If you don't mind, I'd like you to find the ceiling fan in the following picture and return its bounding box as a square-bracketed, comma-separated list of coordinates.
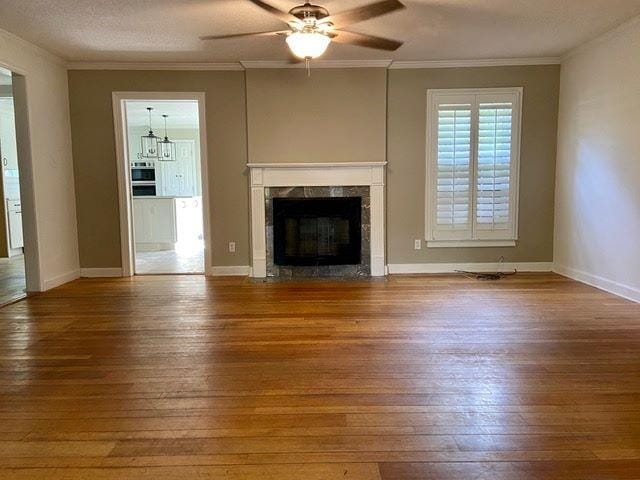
[201, 0, 406, 61]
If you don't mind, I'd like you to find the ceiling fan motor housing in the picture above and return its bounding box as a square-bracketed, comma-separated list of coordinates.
[289, 2, 330, 21]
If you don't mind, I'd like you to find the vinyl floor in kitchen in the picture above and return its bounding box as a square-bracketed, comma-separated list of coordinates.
[0, 254, 26, 305]
[135, 245, 204, 274]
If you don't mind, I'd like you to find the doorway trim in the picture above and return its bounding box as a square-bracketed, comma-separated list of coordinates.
[112, 92, 211, 277]
[0, 60, 42, 293]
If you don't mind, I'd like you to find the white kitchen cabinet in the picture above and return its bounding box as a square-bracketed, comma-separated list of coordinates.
[157, 140, 197, 197]
[0, 98, 19, 173]
[0, 97, 21, 206]
[6, 199, 23, 250]
[133, 198, 177, 249]
[175, 196, 203, 244]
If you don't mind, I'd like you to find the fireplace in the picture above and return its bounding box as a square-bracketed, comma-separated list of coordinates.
[273, 197, 362, 266]
[248, 162, 386, 278]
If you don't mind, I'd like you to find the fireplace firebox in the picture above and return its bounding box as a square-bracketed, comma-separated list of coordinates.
[273, 197, 362, 266]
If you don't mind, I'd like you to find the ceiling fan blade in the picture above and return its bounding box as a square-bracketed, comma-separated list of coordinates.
[247, 0, 300, 24]
[320, 0, 405, 29]
[332, 30, 403, 51]
[200, 30, 288, 40]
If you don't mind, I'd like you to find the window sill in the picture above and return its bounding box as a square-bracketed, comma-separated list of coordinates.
[427, 240, 517, 248]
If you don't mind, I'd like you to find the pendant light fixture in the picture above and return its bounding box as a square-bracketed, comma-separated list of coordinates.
[157, 114, 176, 162]
[140, 107, 159, 159]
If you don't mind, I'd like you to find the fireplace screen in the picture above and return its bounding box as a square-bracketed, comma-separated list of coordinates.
[273, 197, 361, 266]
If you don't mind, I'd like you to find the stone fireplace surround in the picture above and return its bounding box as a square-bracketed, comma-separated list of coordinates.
[266, 186, 370, 278]
[248, 162, 386, 278]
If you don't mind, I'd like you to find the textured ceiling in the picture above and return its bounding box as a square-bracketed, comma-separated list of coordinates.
[0, 0, 639, 62]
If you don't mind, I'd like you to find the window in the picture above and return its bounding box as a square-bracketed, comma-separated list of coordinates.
[425, 88, 522, 247]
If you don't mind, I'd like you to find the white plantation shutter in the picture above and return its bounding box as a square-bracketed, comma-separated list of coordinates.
[434, 103, 472, 239]
[426, 89, 521, 245]
[475, 100, 515, 238]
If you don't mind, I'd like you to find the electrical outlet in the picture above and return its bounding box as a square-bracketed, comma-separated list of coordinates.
[228, 241, 236, 253]
[414, 239, 422, 250]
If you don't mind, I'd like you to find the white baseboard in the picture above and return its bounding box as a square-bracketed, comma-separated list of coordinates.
[43, 269, 81, 291]
[209, 265, 251, 276]
[387, 262, 554, 274]
[553, 264, 640, 304]
[80, 268, 123, 278]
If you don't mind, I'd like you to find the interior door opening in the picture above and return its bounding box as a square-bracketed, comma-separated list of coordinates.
[0, 67, 26, 304]
[123, 100, 205, 275]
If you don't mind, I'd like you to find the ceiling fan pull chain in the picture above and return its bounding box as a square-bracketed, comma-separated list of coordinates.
[306, 57, 311, 77]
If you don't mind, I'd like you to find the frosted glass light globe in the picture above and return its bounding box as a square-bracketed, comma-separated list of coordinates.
[286, 31, 331, 59]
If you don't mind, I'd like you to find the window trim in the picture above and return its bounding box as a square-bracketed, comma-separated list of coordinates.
[425, 87, 523, 248]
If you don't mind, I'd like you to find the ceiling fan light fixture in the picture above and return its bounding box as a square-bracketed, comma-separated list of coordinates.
[200, 1, 406, 59]
[286, 31, 331, 59]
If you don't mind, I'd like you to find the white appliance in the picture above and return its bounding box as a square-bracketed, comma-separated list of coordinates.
[7, 199, 23, 249]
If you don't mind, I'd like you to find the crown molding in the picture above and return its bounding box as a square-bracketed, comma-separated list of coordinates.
[240, 60, 392, 69]
[65, 57, 564, 72]
[389, 57, 561, 69]
[561, 14, 640, 62]
[247, 161, 387, 168]
[68, 60, 392, 71]
[66, 61, 244, 71]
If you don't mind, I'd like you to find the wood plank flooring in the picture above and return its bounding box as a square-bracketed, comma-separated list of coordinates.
[0, 273, 640, 479]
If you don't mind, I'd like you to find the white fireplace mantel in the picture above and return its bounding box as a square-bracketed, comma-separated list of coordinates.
[248, 162, 387, 277]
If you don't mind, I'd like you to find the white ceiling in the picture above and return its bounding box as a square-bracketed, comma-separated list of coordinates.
[125, 101, 199, 129]
[0, 0, 639, 63]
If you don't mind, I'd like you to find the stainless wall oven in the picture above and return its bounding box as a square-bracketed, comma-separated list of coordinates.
[132, 183, 157, 197]
[131, 162, 157, 196]
[131, 168, 155, 183]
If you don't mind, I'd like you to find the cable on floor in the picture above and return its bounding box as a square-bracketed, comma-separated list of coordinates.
[454, 270, 517, 281]
[454, 256, 517, 280]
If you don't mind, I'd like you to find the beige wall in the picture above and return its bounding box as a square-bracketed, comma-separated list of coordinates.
[387, 65, 560, 264]
[555, 19, 640, 301]
[246, 68, 387, 164]
[68, 70, 248, 269]
[68, 65, 560, 272]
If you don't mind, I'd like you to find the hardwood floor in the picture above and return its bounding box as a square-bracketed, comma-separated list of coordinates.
[1, 273, 640, 479]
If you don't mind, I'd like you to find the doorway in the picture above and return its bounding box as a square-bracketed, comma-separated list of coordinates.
[0, 67, 25, 304]
[113, 93, 210, 276]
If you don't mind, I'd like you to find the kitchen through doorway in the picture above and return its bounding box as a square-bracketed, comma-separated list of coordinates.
[124, 100, 205, 274]
[0, 67, 26, 304]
